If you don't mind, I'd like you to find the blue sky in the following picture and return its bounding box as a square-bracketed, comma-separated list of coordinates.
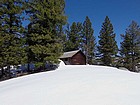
[65, 0, 140, 48]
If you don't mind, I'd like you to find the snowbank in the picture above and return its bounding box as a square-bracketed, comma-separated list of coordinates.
[58, 60, 66, 68]
[0, 65, 140, 105]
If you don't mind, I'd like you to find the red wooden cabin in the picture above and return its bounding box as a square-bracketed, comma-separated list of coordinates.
[60, 50, 86, 65]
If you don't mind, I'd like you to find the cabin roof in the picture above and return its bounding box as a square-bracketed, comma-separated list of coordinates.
[60, 50, 81, 59]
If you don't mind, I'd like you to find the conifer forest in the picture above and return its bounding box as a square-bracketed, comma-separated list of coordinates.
[0, 0, 140, 80]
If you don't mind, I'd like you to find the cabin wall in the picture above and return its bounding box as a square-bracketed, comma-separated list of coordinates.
[71, 52, 86, 65]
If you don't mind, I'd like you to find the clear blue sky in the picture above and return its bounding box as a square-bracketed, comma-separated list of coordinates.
[65, 0, 140, 48]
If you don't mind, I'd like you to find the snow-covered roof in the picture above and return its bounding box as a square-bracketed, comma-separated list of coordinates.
[60, 50, 80, 58]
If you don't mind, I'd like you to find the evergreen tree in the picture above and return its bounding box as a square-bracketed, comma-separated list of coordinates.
[82, 16, 96, 64]
[0, 19, 5, 78]
[27, 0, 67, 69]
[64, 22, 82, 52]
[120, 21, 140, 72]
[98, 16, 118, 66]
[0, 0, 26, 77]
[57, 24, 67, 52]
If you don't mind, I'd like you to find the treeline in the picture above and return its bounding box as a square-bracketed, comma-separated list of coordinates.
[0, 0, 140, 80]
[0, 0, 66, 79]
[65, 16, 140, 72]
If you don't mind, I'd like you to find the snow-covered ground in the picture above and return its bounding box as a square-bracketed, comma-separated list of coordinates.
[0, 62, 140, 105]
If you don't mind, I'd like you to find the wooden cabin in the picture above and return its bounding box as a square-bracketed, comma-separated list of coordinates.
[60, 50, 86, 65]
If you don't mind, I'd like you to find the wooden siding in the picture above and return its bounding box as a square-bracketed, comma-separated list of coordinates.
[60, 50, 86, 65]
[71, 51, 86, 65]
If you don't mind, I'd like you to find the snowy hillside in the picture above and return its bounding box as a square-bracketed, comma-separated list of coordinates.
[0, 63, 140, 105]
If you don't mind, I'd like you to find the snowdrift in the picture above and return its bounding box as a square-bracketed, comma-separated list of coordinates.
[0, 64, 140, 105]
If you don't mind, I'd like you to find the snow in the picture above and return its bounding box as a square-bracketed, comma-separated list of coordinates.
[58, 60, 66, 68]
[0, 63, 140, 105]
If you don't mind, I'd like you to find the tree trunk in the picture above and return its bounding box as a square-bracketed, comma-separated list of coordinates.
[1, 67, 4, 77]
[27, 63, 30, 72]
[7, 65, 11, 78]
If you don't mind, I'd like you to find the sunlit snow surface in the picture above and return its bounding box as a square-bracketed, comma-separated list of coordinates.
[0, 62, 140, 105]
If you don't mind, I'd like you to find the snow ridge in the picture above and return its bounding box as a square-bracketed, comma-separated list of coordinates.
[0, 64, 140, 105]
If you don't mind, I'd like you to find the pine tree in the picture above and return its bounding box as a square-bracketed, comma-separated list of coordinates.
[64, 22, 82, 52]
[56, 24, 66, 52]
[26, 0, 67, 69]
[120, 21, 140, 72]
[82, 16, 96, 64]
[0, 19, 5, 78]
[98, 16, 118, 66]
[0, 0, 26, 77]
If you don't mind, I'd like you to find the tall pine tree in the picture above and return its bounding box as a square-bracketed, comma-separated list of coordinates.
[98, 16, 118, 66]
[26, 0, 67, 68]
[0, 0, 26, 77]
[0, 18, 5, 77]
[64, 22, 82, 52]
[120, 21, 140, 72]
[82, 16, 96, 64]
